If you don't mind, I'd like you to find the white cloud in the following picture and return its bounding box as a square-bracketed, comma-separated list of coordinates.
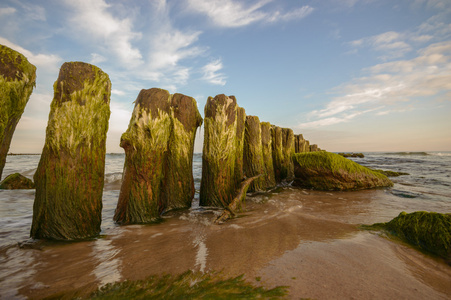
[201, 59, 226, 85]
[64, 0, 142, 68]
[90, 53, 107, 64]
[0, 7, 16, 16]
[350, 31, 412, 60]
[186, 0, 313, 28]
[0, 36, 61, 71]
[300, 41, 451, 129]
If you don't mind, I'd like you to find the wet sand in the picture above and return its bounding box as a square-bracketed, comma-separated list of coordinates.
[1, 187, 450, 299]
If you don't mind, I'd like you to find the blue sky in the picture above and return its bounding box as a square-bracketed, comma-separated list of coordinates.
[1, 0, 450, 153]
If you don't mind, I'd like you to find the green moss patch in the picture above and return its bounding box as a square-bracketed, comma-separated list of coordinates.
[362, 211, 451, 263]
[292, 151, 393, 191]
[88, 271, 288, 299]
[371, 169, 409, 177]
[0, 173, 34, 189]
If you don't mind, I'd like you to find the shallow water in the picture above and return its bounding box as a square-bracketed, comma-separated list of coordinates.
[0, 152, 450, 299]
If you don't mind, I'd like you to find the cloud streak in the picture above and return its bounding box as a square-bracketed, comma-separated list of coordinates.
[186, 0, 313, 28]
[300, 40, 451, 129]
[201, 59, 226, 85]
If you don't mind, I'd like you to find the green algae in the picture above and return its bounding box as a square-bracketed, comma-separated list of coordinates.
[115, 89, 202, 224]
[371, 169, 409, 177]
[0, 44, 36, 179]
[0, 172, 34, 189]
[243, 116, 266, 192]
[200, 95, 240, 207]
[31, 62, 111, 241]
[234, 106, 246, 185]
[362, 211, 451, 263]
[271, 126, 284, 183]
[87, 270, 288, 299]
[261, 122, 276, 189]
[292, 151, 393, 191]
[281, 128, 295, 181]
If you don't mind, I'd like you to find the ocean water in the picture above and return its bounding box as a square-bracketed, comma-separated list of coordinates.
[0, 152, 450, 299]
[1, 151, 450, 249]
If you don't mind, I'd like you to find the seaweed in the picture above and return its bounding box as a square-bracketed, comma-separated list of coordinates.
[362, 211, 451, 263]
[89, 270, 288, 299]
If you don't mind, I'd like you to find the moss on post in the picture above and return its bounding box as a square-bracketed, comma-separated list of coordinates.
[234, 106, 246, 184]
[243, 116, 265, 192]
[0, 45, 36, 180]
[164, 93, 203, 211]
[304, 140, 310, 152]
[271, 125, 284, 183]
[114, 89, 202, 224]
[310, 144, 319, 152]
[281, 128, 295, 181]
[200, 94, 239, 207]
[114, 88, 172, 224]
[31, 62, 111, 240]
[261, 122, 276, 189]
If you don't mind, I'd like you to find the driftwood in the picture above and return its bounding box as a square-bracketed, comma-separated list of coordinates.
[214, 174, 263, 224]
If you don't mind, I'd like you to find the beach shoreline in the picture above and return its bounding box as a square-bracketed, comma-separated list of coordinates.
[1, 187, 450, 299]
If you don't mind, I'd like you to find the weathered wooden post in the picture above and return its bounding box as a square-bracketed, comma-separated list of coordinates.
[261, 122, 276, 188]
[163, 93, 203, 211]
[200, 94, 240, 207]
[271, 125, 284, 183]
[310, 144, 319, 152]
[305, 140, 310, 152]
[0, 45, 36, 179]
[114, 88, 171, 224]
[234, 106, 246, 184]
[282, 128, 295, 181]
[243, 116, 265, 192]
[31, 62, 111, 240]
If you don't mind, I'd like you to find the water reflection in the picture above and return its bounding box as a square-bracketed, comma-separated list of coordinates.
[92, 238, 122, 286]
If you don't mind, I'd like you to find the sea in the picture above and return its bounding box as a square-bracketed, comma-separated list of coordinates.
[0, 151, 450, 299]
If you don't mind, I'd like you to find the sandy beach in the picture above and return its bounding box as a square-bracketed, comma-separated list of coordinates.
[1, 187, 450, 299]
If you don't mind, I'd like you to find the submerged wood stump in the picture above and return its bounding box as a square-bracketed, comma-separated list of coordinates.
[261, 122, 276, 188]
[0, 45, 36, 180]
[31, 62, 111, 240]
[243, 116, 265, 192]
[114, 88, 202, 224]
[200, 94, 241, 207]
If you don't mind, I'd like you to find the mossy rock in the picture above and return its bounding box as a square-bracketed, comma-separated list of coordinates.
[363, 211, 451, 263]
[0, 44, 36, 179]
[371, 169, 409, 177]
[292, 151, 393, 191]
[86, 270, 288, 299]
[0, 173, 34, 189]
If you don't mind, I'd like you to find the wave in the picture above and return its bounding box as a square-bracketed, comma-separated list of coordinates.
[383, 152, 430, 156]
[104, 172, 123, 185]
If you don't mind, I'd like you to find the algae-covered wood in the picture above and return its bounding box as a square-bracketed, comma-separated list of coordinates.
[200, 94, 240, 207]
[261, 122, 276, 188]
[164, 93, 203, 211]
[0, 44, 36, 180]
[281, 128, 295, 181]
[243, 116, 265, 192]
[271, 125, 284, 183]
[31, 62, 111, 240]
[234, 106, 246, 185]
[115, 89, 202, 224]
[115, 88, 172, 224]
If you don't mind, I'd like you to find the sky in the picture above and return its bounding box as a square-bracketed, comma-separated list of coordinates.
[1, 0, 450, 153]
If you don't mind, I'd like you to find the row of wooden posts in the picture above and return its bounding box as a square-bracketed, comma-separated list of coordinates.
[1, 46, 321, 241]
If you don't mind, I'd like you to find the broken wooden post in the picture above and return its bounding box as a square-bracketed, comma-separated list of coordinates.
[243, 116, 266, 192]
[261, 122, 276, 189]
[31, 62, 111, 240]
[0, 45, 36, 179]
[200, 94, 241, 207]
[234, 106, 246, 185]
